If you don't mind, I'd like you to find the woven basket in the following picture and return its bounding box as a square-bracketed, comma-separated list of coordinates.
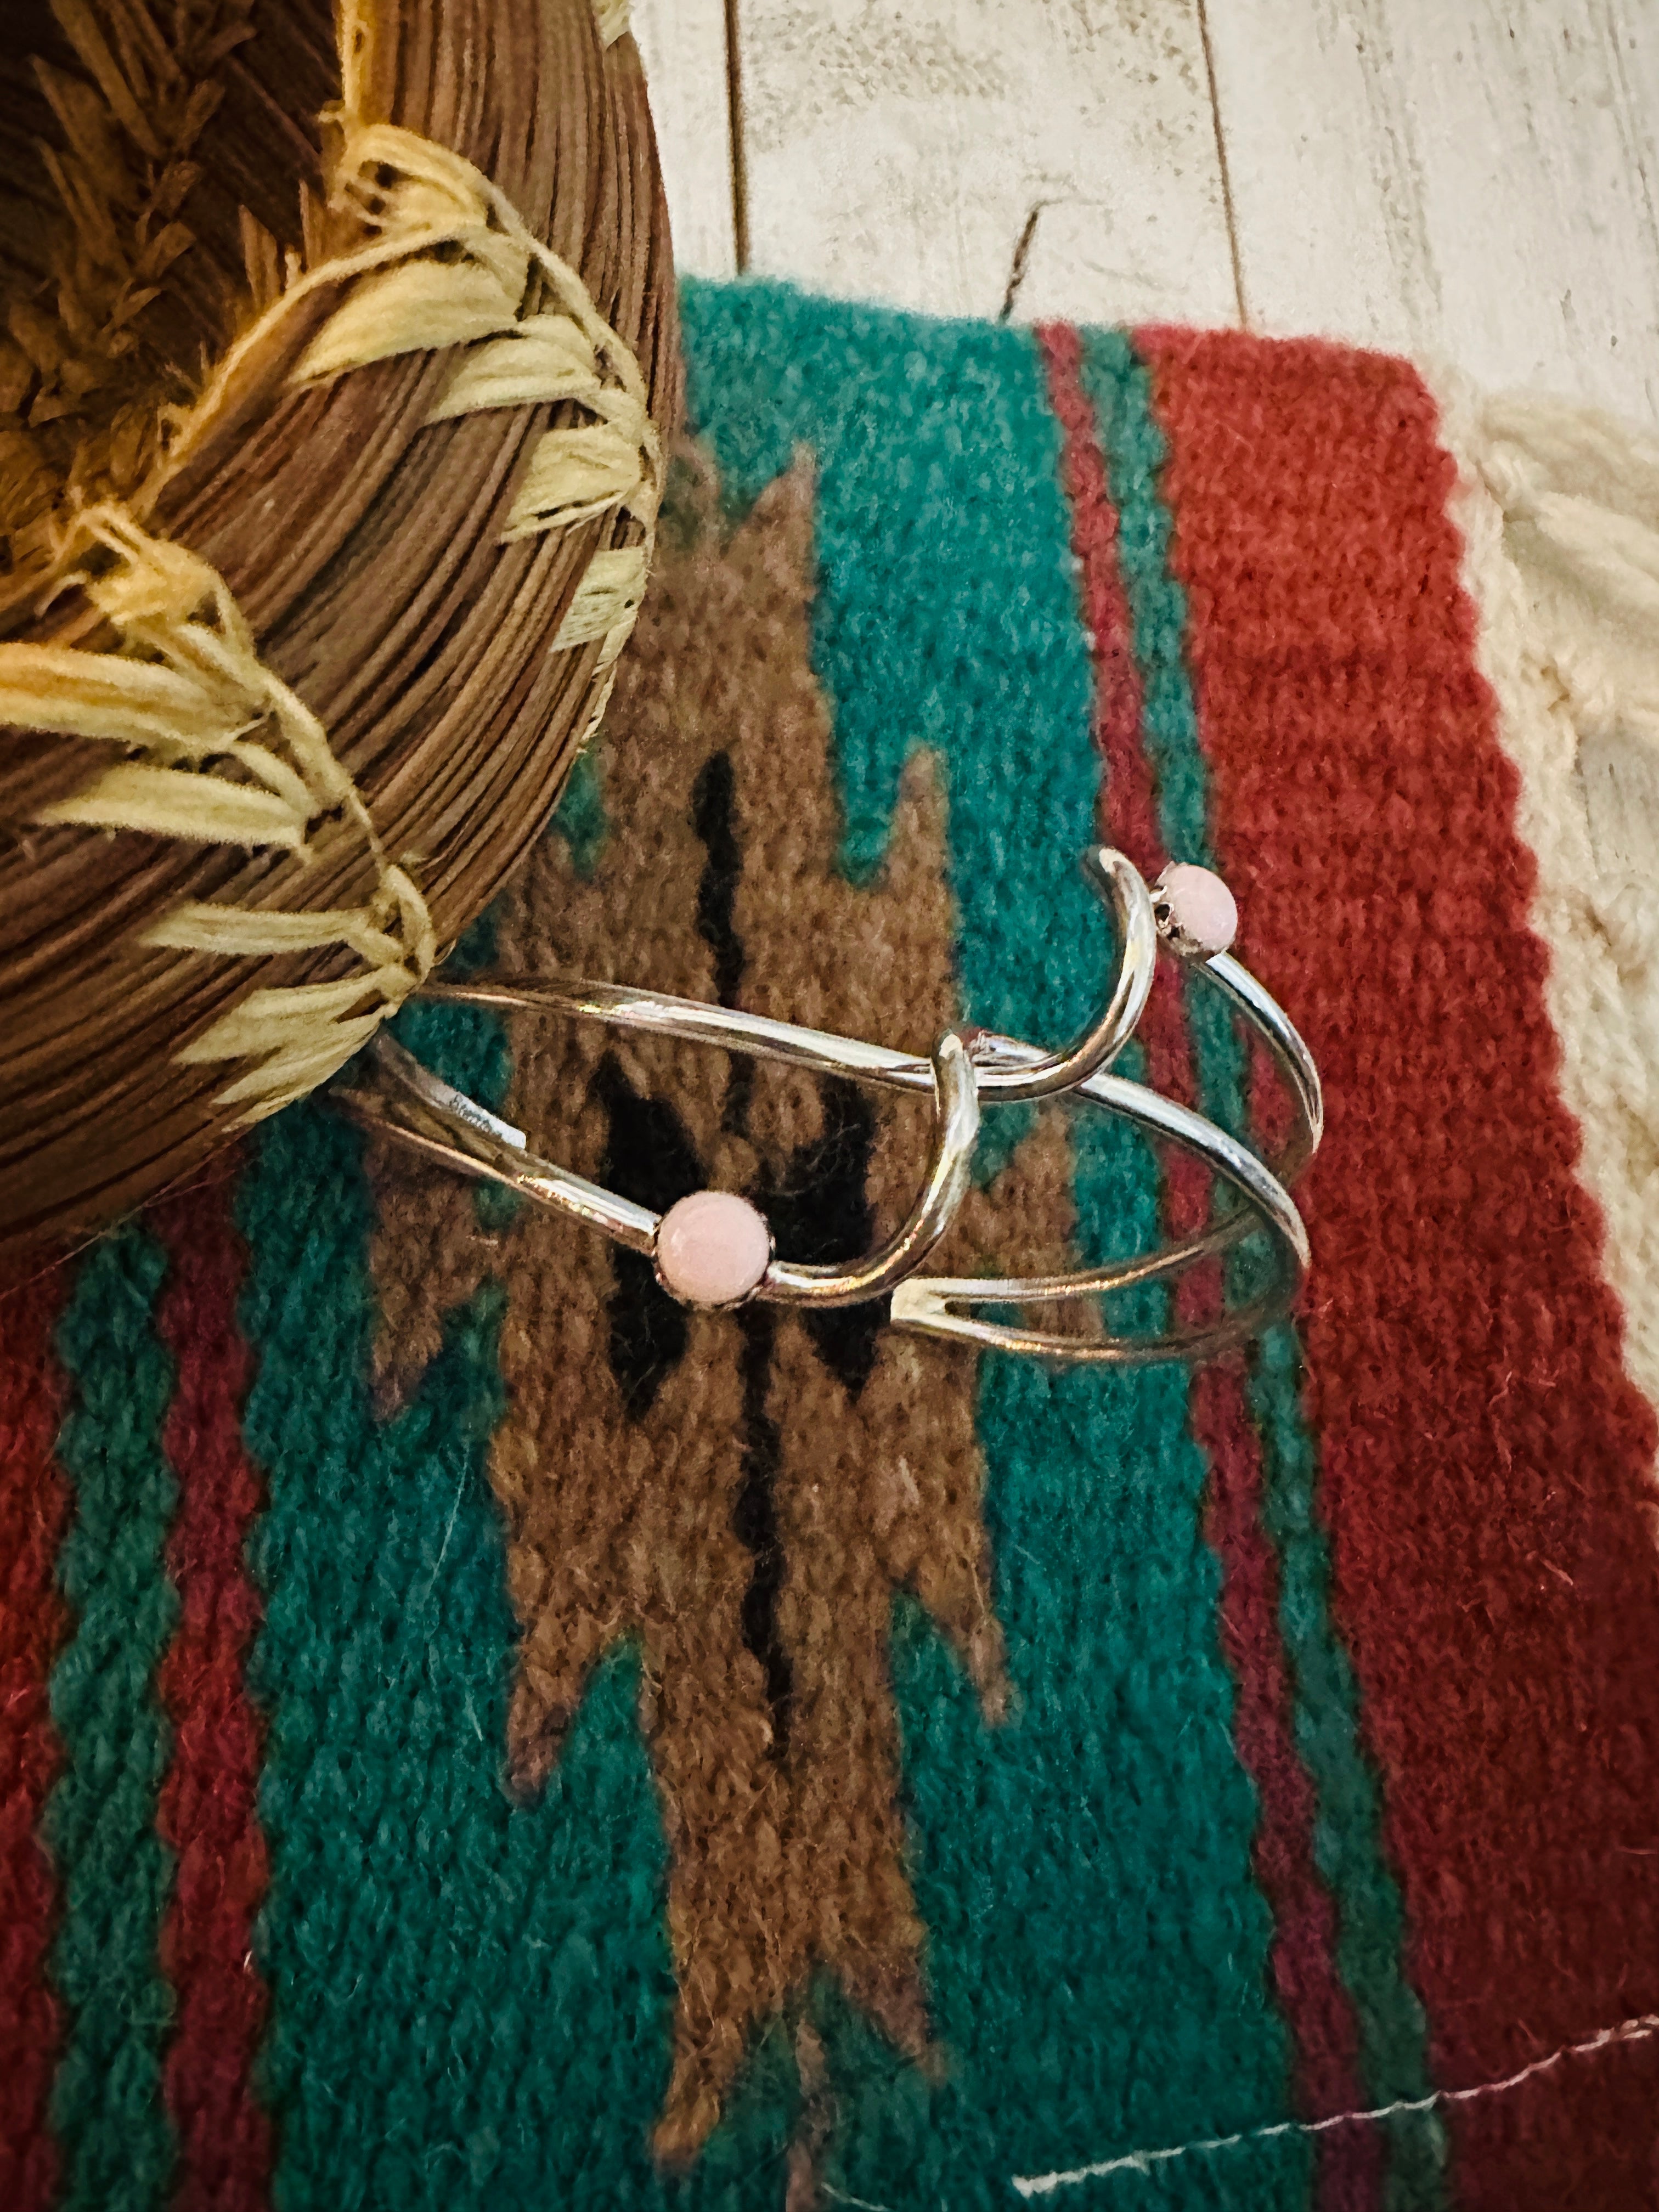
[0, 0, 679, 1261]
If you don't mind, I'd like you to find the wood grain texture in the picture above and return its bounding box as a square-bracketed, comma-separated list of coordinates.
[735, 0, 1238, 326]
[632, 0, 740, 276]
[1206, 0, 1659, 425]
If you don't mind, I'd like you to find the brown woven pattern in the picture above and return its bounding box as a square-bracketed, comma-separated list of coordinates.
[0, 0, 679, 1256]
[365, 453, 1080, 2158]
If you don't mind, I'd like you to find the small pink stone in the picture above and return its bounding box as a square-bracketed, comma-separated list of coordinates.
[1159, 862, 1238, 956]
[656, 1190, 772, 1308]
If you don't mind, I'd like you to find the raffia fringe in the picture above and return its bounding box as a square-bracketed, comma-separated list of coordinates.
[1, 0, 661, 1126]
[591, 0, 633, 47]
[1434, 374, 1659, 1436]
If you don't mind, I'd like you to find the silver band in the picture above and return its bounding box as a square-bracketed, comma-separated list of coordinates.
[362, 1025, 982, 1311]
[340, 847, 1322, 1364]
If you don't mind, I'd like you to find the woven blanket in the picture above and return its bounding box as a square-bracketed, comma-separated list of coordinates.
[4, 282, 1658, 2212]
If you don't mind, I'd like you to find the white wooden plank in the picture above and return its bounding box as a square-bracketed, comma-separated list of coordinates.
[1204, 0, 1659, 426]
[629, 0, 738, 279]
[735, 0, 1239, 328]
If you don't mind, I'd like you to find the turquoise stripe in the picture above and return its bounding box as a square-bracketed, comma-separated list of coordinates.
[679, 281, 1107, 1192]
[47, 1227, 178, 2212]
[1251, 1327, 1446, 2200]
[683, 278, 1305, 2208]
[1083, 326, 1444, 2203]
[1076, 331, 1213, 871]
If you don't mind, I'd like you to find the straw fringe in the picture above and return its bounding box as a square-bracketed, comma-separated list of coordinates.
[4, 505, 435, 1119]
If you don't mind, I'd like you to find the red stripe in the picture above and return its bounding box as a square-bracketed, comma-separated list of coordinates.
[1139, 324, 1659, 2210]
[0, 1262, 74, 2212]
[1039, 321, 1378, 2209]
[151, 1170, 273, 2212]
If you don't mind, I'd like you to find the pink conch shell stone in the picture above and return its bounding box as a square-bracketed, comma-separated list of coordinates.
[655, 1190, 772, 1307]
[1158, 863, 1238, 957]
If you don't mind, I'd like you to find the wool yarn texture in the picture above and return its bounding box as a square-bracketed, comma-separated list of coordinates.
[2, 279, 1657, 2212]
